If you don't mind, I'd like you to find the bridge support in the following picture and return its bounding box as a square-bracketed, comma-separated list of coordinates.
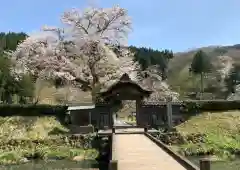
[112, 127, 115, 133]
[109, 160, 118, 170]
[144, 127, 148, 132]
[200, 158, 211, 170]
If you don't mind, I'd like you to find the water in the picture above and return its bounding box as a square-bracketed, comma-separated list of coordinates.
[188, 156, 240, 170]
[0, 160, 108, 170]
[1, 157, 239, 170]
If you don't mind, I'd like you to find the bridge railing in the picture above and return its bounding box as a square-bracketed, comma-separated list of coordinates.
[145, 133, 200, 170]
[109, 133, 118, 170]
[146, 133, 217, 170]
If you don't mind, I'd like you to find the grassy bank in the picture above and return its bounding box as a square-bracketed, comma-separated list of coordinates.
[173, 111, 240, 159]
[0, 116, 98, 165]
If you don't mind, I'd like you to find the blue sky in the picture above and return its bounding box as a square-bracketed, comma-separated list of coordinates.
[1, 0, 240, 52]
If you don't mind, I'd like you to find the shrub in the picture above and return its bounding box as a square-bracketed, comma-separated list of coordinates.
[0, 104, 68, 117]
[181, 100, 240, 113]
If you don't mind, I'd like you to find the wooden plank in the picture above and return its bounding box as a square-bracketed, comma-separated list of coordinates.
[114, 134, 187, 170]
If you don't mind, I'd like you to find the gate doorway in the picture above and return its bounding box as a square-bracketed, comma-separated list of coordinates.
[97, 73, 152, 128]
[114, 100, 137, 127]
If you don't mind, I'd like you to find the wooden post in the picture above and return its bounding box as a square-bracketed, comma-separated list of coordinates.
[109, 160, 118, 170]
[95, 127, 98, 133]
[144, 127, 148, 132]
[167, 102, 173, 129]
[200, 158, 211, 170]
[136, 100, 140, 127]
[89, 111, 92, 125]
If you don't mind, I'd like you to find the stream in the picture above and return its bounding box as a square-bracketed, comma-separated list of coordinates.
[188, 156, 240, 170]
[0, 160, 108, 170]
[0, 157, 239, 170]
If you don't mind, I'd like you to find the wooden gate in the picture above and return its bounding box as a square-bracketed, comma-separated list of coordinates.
[94, 103, 113, 129]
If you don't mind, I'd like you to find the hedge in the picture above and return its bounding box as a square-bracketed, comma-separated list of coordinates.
[0, 104, 68, 117]
[181, 100, 240, 113]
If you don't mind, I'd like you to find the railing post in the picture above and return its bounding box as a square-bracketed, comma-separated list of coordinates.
[109, 160, 118, 170]
[112, 127, 115, 133]
[167, 102, 173, 130]
[200, 158, 211, 170]
[109, 133, 117, 170]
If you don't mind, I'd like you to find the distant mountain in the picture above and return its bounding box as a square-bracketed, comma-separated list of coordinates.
[167, 44, 240, 99]
[169, 44, 240, 77]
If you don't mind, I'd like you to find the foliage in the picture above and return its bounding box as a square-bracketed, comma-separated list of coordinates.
[175, 111, 240, 159]
[168, 45, 240, 99]
[5, 4, 180, 102]
[181, 101, 201, 113]
[0, 116, 98, 165]
[0, 55, 18, 103]
[0, 34, 35, 104]
[16, 74, 35, 104]
[225, 63, 240, 93]
[0, 32, 27, 51]
[0, 104, 67, 117]
[181, 100, 240, 113]
[190, 50, 212, 74]
[130, 46, 174, 79]
[7, 7, 240, 101]
[190, 50, 212, 96]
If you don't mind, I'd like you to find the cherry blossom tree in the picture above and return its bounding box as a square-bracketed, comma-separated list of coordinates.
[139, 65, 179, 101]
[9, 4, 179, 102]
[10, 5, 137, 92]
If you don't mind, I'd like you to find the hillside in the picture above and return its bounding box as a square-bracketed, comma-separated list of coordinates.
[169, 44, 240, 78]
[167, 44, 240, 99]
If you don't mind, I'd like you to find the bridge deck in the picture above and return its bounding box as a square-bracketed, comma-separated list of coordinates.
[113, 134, 187, 170]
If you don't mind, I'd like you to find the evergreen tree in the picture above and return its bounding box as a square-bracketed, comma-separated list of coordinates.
[0, 54, 17, 103]
[0, 33, 34, 104]
[0, 32, 27, 51]
[129, 46, 174, 79]
[190, 50, 212, 99]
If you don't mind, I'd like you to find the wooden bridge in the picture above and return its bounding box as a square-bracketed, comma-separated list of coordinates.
[106, 128, 210, 170]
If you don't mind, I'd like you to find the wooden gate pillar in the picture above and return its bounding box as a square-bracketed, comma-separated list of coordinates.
[167, 102, 173, 129]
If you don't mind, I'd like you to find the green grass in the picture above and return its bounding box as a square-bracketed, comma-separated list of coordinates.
[176, 111, 240, 135]
[174, 111, 240, 159]
[0, 116, 98, 165]
[0, 116, 69, 140]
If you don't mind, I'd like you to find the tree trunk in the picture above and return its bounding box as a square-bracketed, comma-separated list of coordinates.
[200, 72, 204, 100]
